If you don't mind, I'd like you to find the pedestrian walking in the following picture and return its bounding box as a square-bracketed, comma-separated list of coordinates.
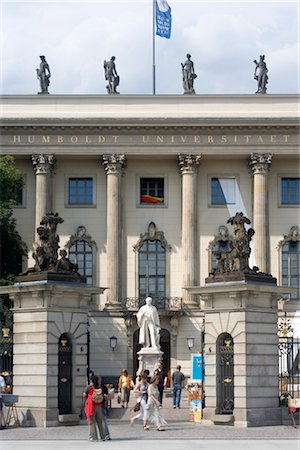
[154, 361, 167, 406]
[83, 375, 111, 441]
[0, 374, 6, 429]
[130, 373, 149, 427]
[118, 368, 133, 408]
[144, 375, 167, 431]
[172, 365, 185, 408]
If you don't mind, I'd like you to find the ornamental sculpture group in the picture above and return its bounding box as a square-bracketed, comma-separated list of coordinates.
[20, 212, 81, 279]
[207, 211, 275, 284]
[36, 54, 268, 95]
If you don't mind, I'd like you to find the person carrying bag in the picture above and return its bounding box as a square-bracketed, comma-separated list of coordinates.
[83, 375, 111, 442]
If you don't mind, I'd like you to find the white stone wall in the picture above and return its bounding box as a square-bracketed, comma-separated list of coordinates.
[88, 315, 128, 378]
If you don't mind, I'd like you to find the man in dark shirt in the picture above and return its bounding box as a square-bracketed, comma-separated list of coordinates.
[172, 365, 185, 408]
[154, 361, 167, 406]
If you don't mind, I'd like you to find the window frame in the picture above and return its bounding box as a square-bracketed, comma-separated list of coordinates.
[65, 174, 96, 208]
[137, 175, 168, 208]
[278, 175, 300, 207]
[138, 239, 166, 300]
[69, 240, 94, 286]
[13, 173, 26, 209]
[208, 175, 238, 208]
[281, 241, 300, 301]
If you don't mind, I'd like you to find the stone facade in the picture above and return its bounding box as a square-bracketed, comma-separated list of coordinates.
[0, 94, 299, 425]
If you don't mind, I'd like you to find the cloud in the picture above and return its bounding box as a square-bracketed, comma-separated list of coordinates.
[1, 1, 298, 94]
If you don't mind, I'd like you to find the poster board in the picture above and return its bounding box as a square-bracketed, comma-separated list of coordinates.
[191, 354, 203, 383]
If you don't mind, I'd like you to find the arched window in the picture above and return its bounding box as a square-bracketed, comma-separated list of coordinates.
[134, 222, 171, 302]
[278, 226, 300, 301]
[65, 226, 97, 286]
[69, 241, 93, 285]
[139, 239, 166, 299]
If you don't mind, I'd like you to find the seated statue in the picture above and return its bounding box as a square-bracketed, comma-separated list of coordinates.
[56, 249, 80, 275]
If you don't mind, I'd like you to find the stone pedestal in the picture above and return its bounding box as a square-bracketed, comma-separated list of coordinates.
[137, 347, 163, 378]
[0, 277, 105, 427]
[188, 281, 292, 427]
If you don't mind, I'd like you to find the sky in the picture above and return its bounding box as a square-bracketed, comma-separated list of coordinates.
[0, 0, 299, 95]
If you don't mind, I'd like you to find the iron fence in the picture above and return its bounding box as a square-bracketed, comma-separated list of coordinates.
[122, 297, 183, 311]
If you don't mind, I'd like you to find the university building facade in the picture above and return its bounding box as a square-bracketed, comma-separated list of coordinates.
[1, 94, 299, 390]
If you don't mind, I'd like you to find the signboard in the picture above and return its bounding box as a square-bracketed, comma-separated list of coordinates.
[190, 399, 202, 423]
[191, 354, 203, 383]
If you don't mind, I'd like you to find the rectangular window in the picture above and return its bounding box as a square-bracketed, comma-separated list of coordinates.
[13, 175, 26, 208]
[68, 178, 93, 205]
[211, 177, 236, 205]
[281, 178, 300, 205]
[282, 242, 300, 300]
[140, 178, 164, 205]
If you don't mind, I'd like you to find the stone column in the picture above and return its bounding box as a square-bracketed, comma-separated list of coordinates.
[249, 153, 272, 273]
[102, 154, 126, 306]
[178, 154, 201, 306]
[32, 154, 56, 238]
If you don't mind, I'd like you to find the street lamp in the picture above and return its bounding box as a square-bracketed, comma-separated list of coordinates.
[187, 337, 194, 351]
[109, 335, 118, 351]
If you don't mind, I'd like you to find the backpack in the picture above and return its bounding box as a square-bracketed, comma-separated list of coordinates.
[92, 387, 104, 403]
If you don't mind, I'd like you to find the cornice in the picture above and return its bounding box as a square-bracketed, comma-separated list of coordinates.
[1, 119, 299, 129]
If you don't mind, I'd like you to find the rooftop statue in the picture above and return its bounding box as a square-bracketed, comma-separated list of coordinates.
[36, 55, 51, 94]
[104, 56, 120, 94]
[181, 53, 197, 94]
[253, 55, 268, 94]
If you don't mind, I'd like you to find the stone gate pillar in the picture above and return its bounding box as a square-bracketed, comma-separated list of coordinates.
[188, 281, 291, 427]
[1, 279, 104, 427]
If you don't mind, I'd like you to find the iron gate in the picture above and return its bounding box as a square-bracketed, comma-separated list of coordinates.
[278, 314, 300, 406]
[58, 333, 72, 414]
[216, 333, 234, 414]
[0, 297, 13, 384]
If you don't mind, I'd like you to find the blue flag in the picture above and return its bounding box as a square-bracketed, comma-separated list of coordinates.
[156, 0, 172, 39]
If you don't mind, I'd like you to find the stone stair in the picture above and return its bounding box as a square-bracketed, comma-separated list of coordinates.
[107, 388, 190, 422]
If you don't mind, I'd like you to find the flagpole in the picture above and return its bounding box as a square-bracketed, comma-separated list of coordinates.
[152, 0, 156, 95]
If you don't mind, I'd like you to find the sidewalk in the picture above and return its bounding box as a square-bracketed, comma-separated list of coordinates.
[0, 391, 298, 450]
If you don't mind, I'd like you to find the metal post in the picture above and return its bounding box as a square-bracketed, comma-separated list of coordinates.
[152, 0, 156, 95]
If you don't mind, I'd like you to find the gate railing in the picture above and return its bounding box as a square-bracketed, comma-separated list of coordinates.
[278, 314, 300, 406]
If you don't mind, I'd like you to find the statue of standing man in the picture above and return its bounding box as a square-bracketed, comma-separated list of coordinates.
[253, 55, 268, 94]
[136, 297, 161, 349]
[104, 56, 120, 94]
[181, 53, 197, 94]
[36, 55, 51, 94]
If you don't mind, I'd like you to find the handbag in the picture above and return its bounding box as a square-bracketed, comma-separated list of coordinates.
[117, 393, 122, 404]
[133, 401, 141, 412]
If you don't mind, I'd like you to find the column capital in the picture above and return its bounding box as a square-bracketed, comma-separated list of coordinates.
[178, 153, 201, 175]
[249, 153, 272, 174]
[102, 154, 126, 175]
[31, 154, 56, 175]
